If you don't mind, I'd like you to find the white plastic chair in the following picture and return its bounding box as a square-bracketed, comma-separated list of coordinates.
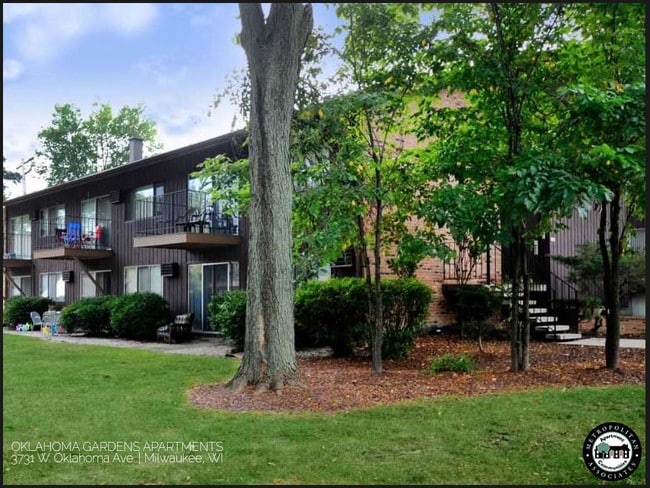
[30, 311, 43, 332]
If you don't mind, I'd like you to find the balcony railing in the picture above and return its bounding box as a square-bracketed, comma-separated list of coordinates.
[442, 241, 500, 284]
[35, 216, 112, 251]
[134, 189, 239, 237]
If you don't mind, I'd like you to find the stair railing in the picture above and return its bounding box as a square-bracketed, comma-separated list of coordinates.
[549, 271, 580, 334]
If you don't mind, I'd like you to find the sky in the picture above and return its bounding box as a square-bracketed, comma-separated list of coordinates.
[3, 3, 343, 199]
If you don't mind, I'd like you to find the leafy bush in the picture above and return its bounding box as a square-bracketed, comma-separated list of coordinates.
[294, 278, 368, 356]
[109, 293, 170, 340]
[380, 278, 433, 359]
[454, 285, 502, 325]
[429, 354, 474, 373]
[60, 296, 116, 336]
[3, 296, 53, 327]
[208, 291, 247, 351]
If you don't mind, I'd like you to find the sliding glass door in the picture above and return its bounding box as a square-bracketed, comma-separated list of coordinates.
[188, 262, 239, 332]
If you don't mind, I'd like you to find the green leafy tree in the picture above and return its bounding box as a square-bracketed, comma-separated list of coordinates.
[330, 2, 436, 373]
[557, 3, 645, 369]
[35, 102, 162, 185]
[415, 3, 605, 371]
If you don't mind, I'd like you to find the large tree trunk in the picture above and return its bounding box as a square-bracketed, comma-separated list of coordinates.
[228, 3, 313, 391]
[599, 190, 623, 370]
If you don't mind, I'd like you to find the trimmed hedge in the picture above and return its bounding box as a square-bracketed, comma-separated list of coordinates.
[3, 296, 54, 327]
[205, 278, 433, 359]
[60, 296, 116, 336]
[109, 293, 171, 340]
[380, 278, 432, 359]
[294, 277, 368, 356]
[208, 291, 247, 351]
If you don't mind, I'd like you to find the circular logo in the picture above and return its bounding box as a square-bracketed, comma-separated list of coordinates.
[582, 422, 642, 481]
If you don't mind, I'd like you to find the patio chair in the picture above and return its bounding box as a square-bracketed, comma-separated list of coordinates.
[156, 313, 195, 344]
[30, 311, 43, 332]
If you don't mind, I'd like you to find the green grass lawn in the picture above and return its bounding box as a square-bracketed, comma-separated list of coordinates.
[3, 334, 645, 485]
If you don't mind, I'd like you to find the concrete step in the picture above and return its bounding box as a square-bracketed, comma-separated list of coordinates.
[545, 332, 582, 341]
[502, 300, 539, 306]
[502, 283, 547, 292]
[535, 324, 570, 333]
[529, 308, 548, 315]
[533, 316, 558, 323]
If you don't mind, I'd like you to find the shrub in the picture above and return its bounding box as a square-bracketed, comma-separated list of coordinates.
[3, 296, 53, 327]
[294, 278, 368, 356]
[109, 293, 170, 341]
[208, 291, 247, 351]
[446, 285, 502, 345]
[429, 353, 474, 373]
[380, 278, 433, 359]
[60, 296, 116, 336]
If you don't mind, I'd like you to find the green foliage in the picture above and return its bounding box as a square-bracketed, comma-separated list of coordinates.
[36, 102, 162, 185]
[452, 285, 502, 325]
[294, 277, 432, 359]
[208, 291, 247, 352]
[3, 296, 53, 327]
[380, 278, 432, 359]
[109, 293, 170, 341]
[60, 296, 116, 336]
[294, 278, 368, 356]
[553, 243, 646, 299]
[429, 353, 475, 374]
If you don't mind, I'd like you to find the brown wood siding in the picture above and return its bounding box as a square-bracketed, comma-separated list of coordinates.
[4, 132, 249, 315]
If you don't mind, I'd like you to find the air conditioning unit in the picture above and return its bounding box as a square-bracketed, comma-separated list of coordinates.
[62, 270, 74, 282]
[161, 262, 178, 278]
[108, 190, 122, 204]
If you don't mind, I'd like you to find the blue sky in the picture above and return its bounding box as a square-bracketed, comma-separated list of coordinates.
[3, 3, 343, 199]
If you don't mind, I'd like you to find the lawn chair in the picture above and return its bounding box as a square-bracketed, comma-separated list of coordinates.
[156, 313, 195, 344]
[30, 311, 43, 332]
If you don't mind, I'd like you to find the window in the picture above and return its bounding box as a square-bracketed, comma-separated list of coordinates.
[127, 183, 164, 221]
[40, 205, 65, 237]
[8, 275, 32, 298]
[40, 272, 64, 302]
[81, 270, 112, 298]
[124, 265, 162, 295]
[7, 214, 31, 258]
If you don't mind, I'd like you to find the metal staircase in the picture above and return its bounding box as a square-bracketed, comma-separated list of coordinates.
[503, 279, 581, 341]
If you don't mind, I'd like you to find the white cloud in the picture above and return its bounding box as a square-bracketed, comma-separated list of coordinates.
[101, 4, 158, 33]
[4, 3, 158, 62]
[2, 3, 40, 23]
[3, 58, 25, 82]
[169, 4, 234, 27]
[135, 56, 189, 88]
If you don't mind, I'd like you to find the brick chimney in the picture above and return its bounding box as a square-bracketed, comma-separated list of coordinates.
[128, 137, 143, 162]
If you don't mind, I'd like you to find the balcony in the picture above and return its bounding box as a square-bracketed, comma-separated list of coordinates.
[33, 216, 114, 261]
[133, 190, 241, 249]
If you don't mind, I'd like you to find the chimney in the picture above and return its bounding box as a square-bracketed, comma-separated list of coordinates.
[128, 137, 143, 163]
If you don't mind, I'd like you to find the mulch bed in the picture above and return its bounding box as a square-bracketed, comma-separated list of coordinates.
[189, 334, 646, 413]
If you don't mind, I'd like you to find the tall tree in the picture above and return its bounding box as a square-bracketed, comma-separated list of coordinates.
[558, 4, 645, 370]
[416, 3, 602, 371]
[35, 102, 161, 185]
[332, 3, 431, 373]
[228, 3, 313, 391]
